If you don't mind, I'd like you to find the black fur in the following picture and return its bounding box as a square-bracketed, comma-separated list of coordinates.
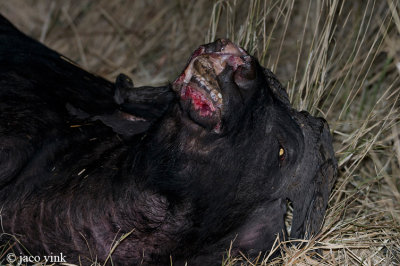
[0, 15, 337, 265]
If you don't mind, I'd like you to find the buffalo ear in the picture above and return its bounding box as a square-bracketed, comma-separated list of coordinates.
[114, 73, 175, 121]
[67, 73, 175, 137]
[95, 74, 175, 137]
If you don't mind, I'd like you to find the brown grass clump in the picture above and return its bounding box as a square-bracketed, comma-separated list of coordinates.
[1, 0, 399, 265]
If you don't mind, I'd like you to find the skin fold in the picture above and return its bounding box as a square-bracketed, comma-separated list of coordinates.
[0, 15, 337, 265]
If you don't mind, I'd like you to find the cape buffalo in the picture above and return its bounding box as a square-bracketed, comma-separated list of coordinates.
[0, 15, 337, 265]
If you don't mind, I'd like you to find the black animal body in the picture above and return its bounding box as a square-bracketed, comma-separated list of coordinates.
[0, 15, 337, 265]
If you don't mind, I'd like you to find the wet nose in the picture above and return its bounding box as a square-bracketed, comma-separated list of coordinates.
[206, 40, 259, 95]
[234, 57, 258, 92]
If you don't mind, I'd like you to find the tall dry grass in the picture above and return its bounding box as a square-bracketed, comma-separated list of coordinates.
[0, 0, 399, 265]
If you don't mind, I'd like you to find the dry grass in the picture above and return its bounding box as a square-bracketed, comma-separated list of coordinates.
[1, 0, 399, 265]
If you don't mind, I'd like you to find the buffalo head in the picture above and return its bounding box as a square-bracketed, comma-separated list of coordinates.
[142, 39, 337, 261]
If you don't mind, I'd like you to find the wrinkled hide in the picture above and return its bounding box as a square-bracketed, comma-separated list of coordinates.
[0, 15, 337, 265]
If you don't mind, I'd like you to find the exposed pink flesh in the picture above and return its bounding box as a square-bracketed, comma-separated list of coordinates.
[181, 85, 215, 117]
[173, 41, 248, 122]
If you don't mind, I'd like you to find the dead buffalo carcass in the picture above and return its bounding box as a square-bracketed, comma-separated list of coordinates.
[0, 15, 337, 265]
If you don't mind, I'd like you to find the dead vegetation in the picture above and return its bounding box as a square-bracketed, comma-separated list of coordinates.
[0, 0, 399, 265]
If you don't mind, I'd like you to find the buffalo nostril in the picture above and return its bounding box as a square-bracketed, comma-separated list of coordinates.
[234, 59, 257, 90]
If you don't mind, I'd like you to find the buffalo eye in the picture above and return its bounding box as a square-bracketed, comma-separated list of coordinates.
[279, 146, 285, 162]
